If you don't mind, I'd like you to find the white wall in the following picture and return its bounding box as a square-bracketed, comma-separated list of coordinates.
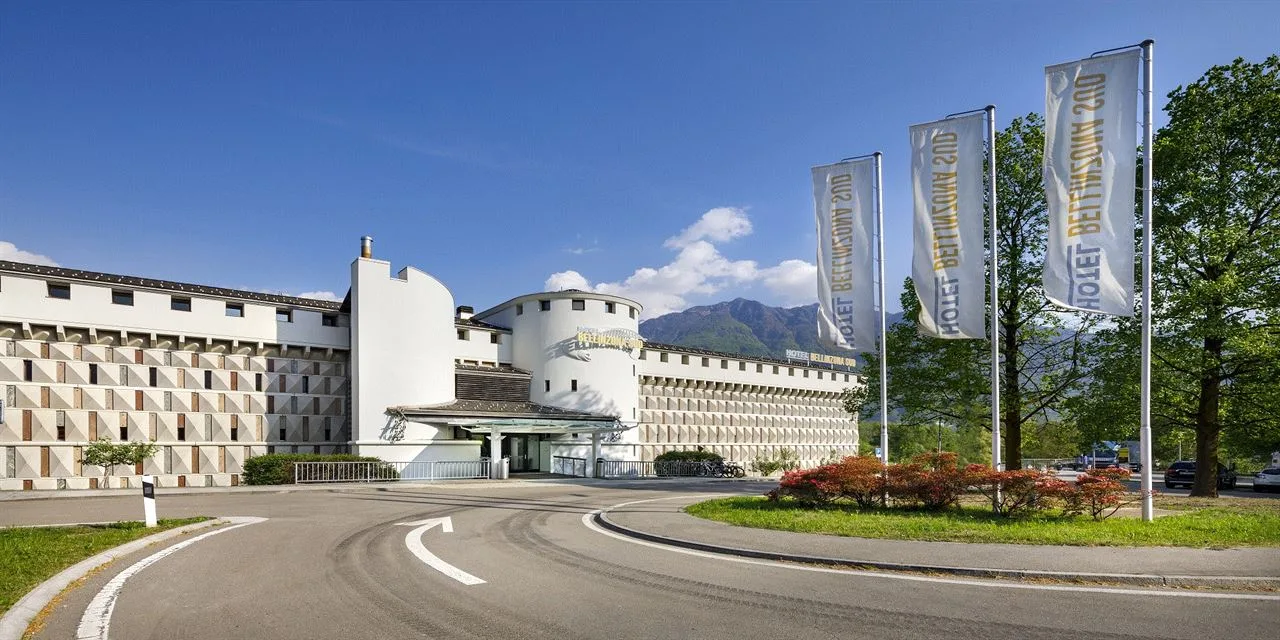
[452, 325, 511, 364]
[350, 259, 455, 448]
[637, 348, 858, 394]
[0, 273, 348, 349]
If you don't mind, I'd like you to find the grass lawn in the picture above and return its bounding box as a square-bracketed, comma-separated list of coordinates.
[0, 518, 210, 615]
[685, 496, 1280, 547]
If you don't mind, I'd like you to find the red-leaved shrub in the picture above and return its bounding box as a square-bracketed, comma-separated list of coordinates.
[767, 455, 886, 507]
[968, 467, 1057, 517]
[885, 452, 970, 510]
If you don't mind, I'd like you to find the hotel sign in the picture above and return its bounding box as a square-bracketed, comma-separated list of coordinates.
[568, 327, 644, 361]
[785, 349, 857, 368]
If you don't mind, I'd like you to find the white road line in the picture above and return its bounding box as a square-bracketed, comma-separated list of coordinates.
[582, 496, 1280, 602]
[400, 517, 485, 586]
[75, 516, 267, 640]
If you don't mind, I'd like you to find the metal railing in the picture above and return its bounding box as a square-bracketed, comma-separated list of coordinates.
[596, 460, 745, 479]
[551, 456, 588, 478]
[293, 459, 491, 484]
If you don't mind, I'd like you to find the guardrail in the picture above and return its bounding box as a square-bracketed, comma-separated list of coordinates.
[596, 460, 745, 479]
[552, 456, 588, 478]
[293, 459, 491, 484]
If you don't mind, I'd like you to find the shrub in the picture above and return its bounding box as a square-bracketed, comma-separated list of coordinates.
[654, 450, 723, 476]
[885, 452, 970, 510]
[826, 455, 885, 507]
[242, 454, 395, 485]
[1036, 467, 1137, 520]
[769, 466, 838, 506]
[750, 448, 801, 476]
[968, 467, 1057, 517]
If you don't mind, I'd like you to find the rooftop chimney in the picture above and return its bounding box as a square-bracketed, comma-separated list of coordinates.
[456, 305, 474, 320]
[360, 236, 373, 259]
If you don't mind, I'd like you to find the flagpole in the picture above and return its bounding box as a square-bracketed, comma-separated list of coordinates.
[1140, 39, 1155, 522]
[874, 151, 888, 466]
[986, 105, 1002, 483]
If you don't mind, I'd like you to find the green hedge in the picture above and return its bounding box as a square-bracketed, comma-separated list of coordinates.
[654, 450, 724, 463]
[242, 454, 395, 485]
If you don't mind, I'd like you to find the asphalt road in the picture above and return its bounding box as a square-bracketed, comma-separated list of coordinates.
[7, 482, 1278, 640]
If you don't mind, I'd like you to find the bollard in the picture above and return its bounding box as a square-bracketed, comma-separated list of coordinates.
[141, 475, 157, 527]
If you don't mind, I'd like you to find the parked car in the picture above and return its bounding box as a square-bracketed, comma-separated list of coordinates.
[1252, 467, 1280, 493]
[1163, 460, 1237, 490]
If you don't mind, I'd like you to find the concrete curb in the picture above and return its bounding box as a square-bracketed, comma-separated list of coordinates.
[593, 510, 1280, 590]
[0, 518, 225, 640]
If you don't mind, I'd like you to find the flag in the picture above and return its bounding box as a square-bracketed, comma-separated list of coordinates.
[910, 113, 986, 338]
[1043, 50, 1140, 316]
[813, 158, 877, 352]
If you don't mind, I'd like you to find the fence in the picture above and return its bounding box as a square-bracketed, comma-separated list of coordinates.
[293, 459, 491, 484]
[551, 456, 588, 478]
[596, 459, 744, 479]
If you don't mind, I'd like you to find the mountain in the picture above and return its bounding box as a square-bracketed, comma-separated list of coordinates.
[639, 298, 904, 360]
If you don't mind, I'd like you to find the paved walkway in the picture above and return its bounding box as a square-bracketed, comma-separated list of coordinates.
[599, 494, 1280, 581]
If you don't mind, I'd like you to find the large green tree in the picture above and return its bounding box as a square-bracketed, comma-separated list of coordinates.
[1149, 55, 1280, 496]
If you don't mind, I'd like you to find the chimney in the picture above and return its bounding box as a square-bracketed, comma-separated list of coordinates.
[456, 305, 474, 320]
[360, 236, 373, 259]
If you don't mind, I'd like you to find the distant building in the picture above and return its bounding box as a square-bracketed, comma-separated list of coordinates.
[0, 238, 860, 490]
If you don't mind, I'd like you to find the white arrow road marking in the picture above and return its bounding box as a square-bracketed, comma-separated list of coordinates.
[76, 516, 267, 640]
[398, 517, 485, 586]
[584, 496, 1280, 602]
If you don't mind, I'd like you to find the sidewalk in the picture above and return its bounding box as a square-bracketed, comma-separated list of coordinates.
[597, 495, 1280, 588]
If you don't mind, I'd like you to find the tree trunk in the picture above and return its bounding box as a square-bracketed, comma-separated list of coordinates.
[1190, 336, 1224, 497]
[1002, 318, 1022, 470]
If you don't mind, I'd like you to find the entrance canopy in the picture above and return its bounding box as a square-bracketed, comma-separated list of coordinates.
[389, 398, 630, 436]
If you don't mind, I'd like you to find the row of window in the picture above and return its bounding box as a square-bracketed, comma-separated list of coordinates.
[21, 359, 270, 391]
[640, 350, 852, 382]
[457, 330, 501, 343]
[16, 411, 336, 443]
[44, 282, 339, 326]
[514, 298, 638, 318]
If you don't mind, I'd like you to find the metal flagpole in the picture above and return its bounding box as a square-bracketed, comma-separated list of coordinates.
[874, 151, 889, 466]
[1140, 39, 1155, 522]
[986, 105, 1001, 478]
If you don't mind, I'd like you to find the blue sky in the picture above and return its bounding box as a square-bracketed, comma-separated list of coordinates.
[2, 2, 1276, 318]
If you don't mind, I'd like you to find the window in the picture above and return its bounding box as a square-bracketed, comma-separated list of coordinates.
[659, 352, 668, 363]
[171, 296, 191, 312]
[226, 303, 244, 317]
[177, 425, 186, 441]
[490, 333, 500, 344]
[701, 357, 709, 367]
[89, 363, 98, 385]
[255, 373, 263, 392]
[322, 314, 338, 327]
[279, 427, 287, 441]
[231, 426, 238, 441]
[721, 359, 729, 369]
[457, 329, 469, 341]
[816, 371, 823, 380]
[539, 300, 551, 311]
[605, 301, 616, 314]
[844, 374, 850, 382]
[788, 368, 795, 376]
[149, 367, 158, 387]
[772, 365, 779, 374]
[302, 377, 310, 394]
[516, 303, 524, 315]
[681, 355, 689, 365]
[276, 308, 292, 323]
[571, 299, 585, 311]
[544, 380, 551, 392]
[739, 361, 746, 371]
[47, 282, 70, 299]
[629, 307, 637, 319]
[803, 369, 809, 378]
[23, 359, 32, 382]
[204, 370, 212, 390]
[757, 363, 763, 373]
[571, 379, 578, 391]
[119, 426, 128, 440]
[112, 290, 134, 306]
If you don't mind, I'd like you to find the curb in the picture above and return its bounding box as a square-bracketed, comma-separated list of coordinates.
[593, 510, 1280, 590]
[0, 518, 225, 640]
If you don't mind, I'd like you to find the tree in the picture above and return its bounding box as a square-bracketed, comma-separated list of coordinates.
[83, 437, 160, 476]
[1149, 55, 1280, 496]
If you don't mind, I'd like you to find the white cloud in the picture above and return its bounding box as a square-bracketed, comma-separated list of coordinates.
[663, 207, 752, 249]
[545, 207, 818, 319]
[0, 241, 59, 266]
[295, 290, 343, 302]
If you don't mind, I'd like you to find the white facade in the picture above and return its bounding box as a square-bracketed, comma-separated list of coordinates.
[0, 242, 859, 490]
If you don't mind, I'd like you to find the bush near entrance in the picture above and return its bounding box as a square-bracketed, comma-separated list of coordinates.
[242, 454, 396, 485]
[767, 452, 1138, 520]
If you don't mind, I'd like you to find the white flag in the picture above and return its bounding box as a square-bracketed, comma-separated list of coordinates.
[1043, 50, 1139, 316]
[813, 159, 876, 353]
[910, 114, 986, 339]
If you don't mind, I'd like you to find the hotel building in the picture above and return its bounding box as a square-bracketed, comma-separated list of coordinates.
[0, 239, 860, 490]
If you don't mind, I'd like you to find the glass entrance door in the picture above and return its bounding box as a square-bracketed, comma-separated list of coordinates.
[509, 435, 537, 472]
